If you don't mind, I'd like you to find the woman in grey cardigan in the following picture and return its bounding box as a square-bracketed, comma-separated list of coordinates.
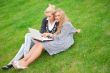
[12, 9, 80, 69]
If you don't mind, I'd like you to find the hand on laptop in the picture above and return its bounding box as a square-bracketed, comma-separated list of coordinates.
[41, 33, 54, 38]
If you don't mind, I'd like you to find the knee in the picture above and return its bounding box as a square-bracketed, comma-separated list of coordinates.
[25, 33, 31, 38]
[35, 42, 42, 46]
[34, 42, 44, 50]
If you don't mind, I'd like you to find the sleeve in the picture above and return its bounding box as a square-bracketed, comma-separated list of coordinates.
[40, 17, 47, 33]
[54, 22, 77, 39]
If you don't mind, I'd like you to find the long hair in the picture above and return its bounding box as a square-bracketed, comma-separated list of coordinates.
[55, 8, 69, 34]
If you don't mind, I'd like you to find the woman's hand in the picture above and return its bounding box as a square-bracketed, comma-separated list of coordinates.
[76, 29, 81, 33]
[48, 33, 54, 39]
[41, 33, 48, 37]
[41, 33, 54, 38]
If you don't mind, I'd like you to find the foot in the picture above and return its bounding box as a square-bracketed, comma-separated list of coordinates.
[1, 64, 13, 70]
[12, 61, 28, 69]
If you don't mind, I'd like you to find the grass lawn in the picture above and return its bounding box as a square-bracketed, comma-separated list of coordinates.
[0, 0, 110, 73]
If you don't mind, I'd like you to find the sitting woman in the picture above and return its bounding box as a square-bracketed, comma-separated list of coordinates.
[12, 8, 80, 69]
[1, 4, 58, 70]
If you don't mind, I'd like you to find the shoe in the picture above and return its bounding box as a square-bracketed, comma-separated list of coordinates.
[1, 64, 13, 70]
[12, 61, 28, 69]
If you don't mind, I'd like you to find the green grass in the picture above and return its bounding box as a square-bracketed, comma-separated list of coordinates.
[0, 0, 110, 73]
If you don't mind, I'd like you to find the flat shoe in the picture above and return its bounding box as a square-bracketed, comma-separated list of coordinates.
[12, 61, 28, 69]
[1, 64, 13, 70]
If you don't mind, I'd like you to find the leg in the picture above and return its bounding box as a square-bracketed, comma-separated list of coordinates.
[23, 33, 35, 55]
[1, 44, 25, 70]
[8, 44, 24, 65]
[1, 44, 24, 70]
[19, 42, 44, 67]
[20, 41, 41, 62]
[8, 33, 33, 65]
[2, 33, 35, 70]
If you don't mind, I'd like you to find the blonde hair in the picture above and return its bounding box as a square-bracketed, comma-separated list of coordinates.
[44, 4, 56, 14]
[55, 8, 69, 34]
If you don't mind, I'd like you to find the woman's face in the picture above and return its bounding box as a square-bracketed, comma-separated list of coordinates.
[55, 12, 61, 22]
[45, 12, 54, 21]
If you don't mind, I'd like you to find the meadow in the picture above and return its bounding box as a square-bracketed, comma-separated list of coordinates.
[0, 0, 110, 73]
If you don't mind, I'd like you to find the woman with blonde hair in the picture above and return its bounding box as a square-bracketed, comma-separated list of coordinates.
[12, 8, 80, 69]
[40, 4, 58, 34]
[1, 4, 58, 70]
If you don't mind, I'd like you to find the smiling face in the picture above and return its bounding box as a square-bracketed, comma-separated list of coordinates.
[54, 9, 68, 34]
[55, 12, 61, 22]
[45, 12, 55, 21]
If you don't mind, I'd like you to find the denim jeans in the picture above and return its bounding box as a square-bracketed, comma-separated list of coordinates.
[8, 33, 35, 65]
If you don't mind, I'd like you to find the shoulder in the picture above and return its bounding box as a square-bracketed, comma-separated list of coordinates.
[42, 17, 48, 23]
[42, 17, 48, 26]
[42, 17, 47, 20]
[63, 21, 73, 28]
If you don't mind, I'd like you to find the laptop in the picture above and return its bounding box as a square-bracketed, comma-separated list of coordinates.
[29, 28, 53, 41]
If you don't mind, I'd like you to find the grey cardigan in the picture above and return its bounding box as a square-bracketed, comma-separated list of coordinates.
[41, 21, 77, 55]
